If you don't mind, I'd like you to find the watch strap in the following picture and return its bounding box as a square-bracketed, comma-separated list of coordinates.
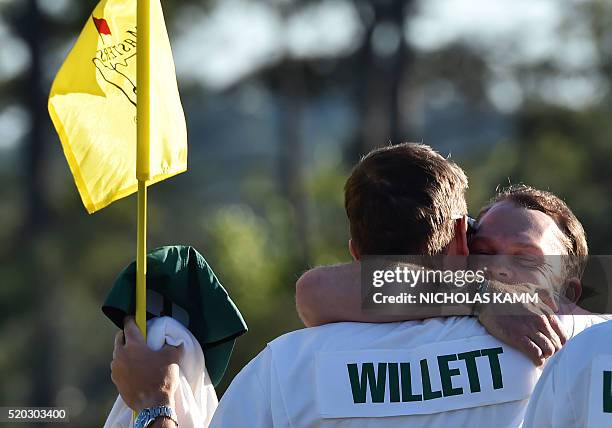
[135, 405, 178, 428]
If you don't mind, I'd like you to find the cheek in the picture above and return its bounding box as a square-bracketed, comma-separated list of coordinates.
[511, 270, 540, 284]
[509, 265, 555, 287]
[513, 268, 561, 292]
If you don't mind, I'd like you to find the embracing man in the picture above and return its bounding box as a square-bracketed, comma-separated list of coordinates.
[111, 143, 607, 427]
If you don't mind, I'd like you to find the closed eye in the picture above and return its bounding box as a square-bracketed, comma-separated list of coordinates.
[470, 249, 494, 255]
[513, 254, 547, 271]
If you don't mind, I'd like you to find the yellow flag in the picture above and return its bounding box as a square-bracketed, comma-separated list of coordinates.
[49, 0, 187, 213]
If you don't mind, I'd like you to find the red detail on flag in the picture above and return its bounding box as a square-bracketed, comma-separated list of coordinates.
[93, 17, 111, 35]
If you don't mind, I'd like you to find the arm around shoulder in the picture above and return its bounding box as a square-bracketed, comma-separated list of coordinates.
[295, 263, 363, 327]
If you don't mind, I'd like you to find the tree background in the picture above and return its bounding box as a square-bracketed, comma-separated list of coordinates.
[0, 0, 611, 426]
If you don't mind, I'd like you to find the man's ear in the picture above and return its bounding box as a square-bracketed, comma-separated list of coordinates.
[564, 277, 582, 303]
[349, 239, 360, 261]
[447, 216, 469, 256]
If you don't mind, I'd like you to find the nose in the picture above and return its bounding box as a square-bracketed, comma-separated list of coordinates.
[486, 258, 514, 283]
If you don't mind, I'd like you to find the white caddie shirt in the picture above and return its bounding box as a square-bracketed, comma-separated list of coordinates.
[523, 320, 612, 428]
[210, 315, 609, 428]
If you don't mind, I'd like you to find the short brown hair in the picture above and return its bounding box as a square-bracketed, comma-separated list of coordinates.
[344, 143, 468, 255]
[479, 184, 588, 278]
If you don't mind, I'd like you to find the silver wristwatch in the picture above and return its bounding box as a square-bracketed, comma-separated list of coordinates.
[135, 405, 178, 428]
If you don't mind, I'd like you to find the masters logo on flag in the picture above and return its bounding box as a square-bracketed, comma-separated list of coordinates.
[49, 0, 187, 213]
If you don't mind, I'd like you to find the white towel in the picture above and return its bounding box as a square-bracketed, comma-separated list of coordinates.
[104, 316, 218, 428]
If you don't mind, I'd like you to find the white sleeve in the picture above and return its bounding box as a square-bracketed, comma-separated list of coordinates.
[523, 349, 579, 428]
[209, 347, 274, 428]
[522, 356, 558, 428]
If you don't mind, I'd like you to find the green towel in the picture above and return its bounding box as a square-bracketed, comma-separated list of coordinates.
[102, 245, 248, 387]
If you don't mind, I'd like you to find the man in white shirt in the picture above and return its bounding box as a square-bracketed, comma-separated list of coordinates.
[111, 143, 603, 428]
[523, 319, 612, 428]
